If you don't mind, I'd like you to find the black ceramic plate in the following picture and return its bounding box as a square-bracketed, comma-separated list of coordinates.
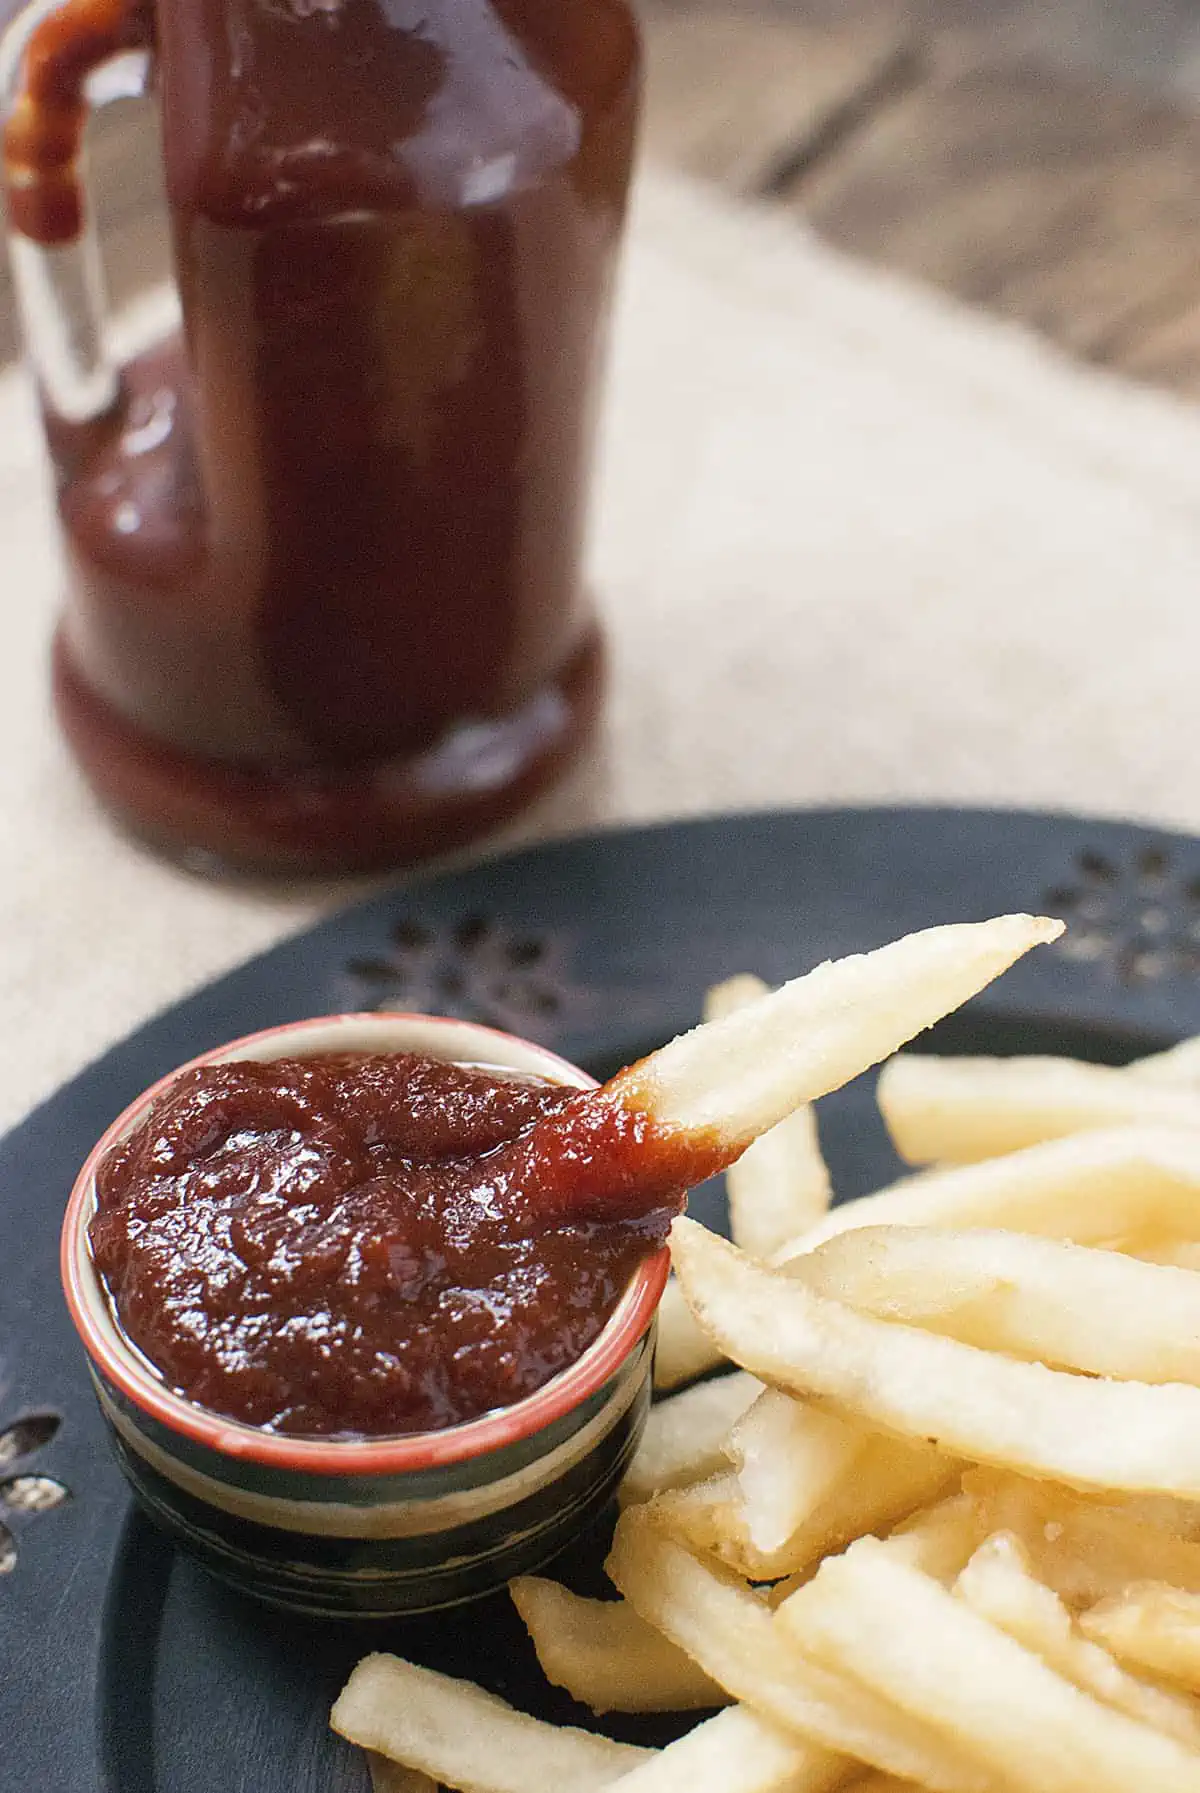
[7, 805, 1200, 1791]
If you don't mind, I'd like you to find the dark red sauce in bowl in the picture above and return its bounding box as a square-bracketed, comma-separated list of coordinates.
[89, 1051, 675, 1438]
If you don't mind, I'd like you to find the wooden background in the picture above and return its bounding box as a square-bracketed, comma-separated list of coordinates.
[6, 0, 1200, 393]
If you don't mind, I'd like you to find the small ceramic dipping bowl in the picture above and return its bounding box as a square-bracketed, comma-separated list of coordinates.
[62, 1013, 668, 1618]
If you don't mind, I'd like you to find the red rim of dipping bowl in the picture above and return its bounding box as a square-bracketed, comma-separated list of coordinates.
[62, 1012, 670, 1477]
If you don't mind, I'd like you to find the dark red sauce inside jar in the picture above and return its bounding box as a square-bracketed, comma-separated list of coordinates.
[89, 1052, 684, 1437]
[4, 0, 639, 872]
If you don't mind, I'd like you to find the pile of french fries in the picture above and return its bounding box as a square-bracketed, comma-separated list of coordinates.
[333, 915, 1200, 1793]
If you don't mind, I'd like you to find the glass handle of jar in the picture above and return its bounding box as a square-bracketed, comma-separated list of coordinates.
[1, 0, 152, 426]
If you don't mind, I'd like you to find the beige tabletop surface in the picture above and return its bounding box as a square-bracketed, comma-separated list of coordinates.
[6, 166, 1200, 1130]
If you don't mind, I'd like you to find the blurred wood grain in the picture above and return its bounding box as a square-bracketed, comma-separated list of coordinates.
[643, 3, 1200, 394]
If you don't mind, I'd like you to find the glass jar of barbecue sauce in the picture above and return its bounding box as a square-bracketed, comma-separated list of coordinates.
[1, 0, 639, 872]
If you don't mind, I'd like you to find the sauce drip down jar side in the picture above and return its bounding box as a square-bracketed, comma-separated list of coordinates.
[2, 0, 640, 872]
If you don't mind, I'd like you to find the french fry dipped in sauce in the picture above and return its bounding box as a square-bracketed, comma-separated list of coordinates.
[90, 913, 1060, 1440]
[496, 913, 1064, 1229]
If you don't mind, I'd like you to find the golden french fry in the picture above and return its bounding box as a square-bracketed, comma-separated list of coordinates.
[963, 1473, 1200, 1607]
[651, 1430, 957, 1585]
[954, 1532, 1200, 1748]
[622, 1372, 762, 1507]
[367, 1755, 438, 1793]
[775, 1436, 961, 1578]
[876, 1054, 1200, 1165]
[331, 1654, 651, 1793]
[704, 975, 775, 1015]
[604, 1704, 849, 1793]
[655, 1276, 726, 1390]
[1130, 1038, 1200, 1085]
[611, 917, 1061, 1146]
[657, 1430, 958, 1583]
[768, 1493, 985, 1614]
[885, 1494, 986, 1585]
[606, 1509, 991, 1792]
[671, 1218, 1200, 1498]
[1115, 1494, 1200, 1542]
[1081, 1584, 1200, 1691]
[1132, 1240, 1200, 1271]
[332, 914, 1200, 1791]
[648, 1472, 746, 1560]
[793, 1226, 1200, 1383]
[500, 921, 1058, 1229]
[705, 976, 832, 1256]
[728, 1393, 867, 1557]
[841, 1779, 917, 1792]
[777, 1538, 1200, 1793]
[726, 1100, 831, 1258]
[509, 1577, 728, 1714]
[773, 1127, 1200, 1265]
